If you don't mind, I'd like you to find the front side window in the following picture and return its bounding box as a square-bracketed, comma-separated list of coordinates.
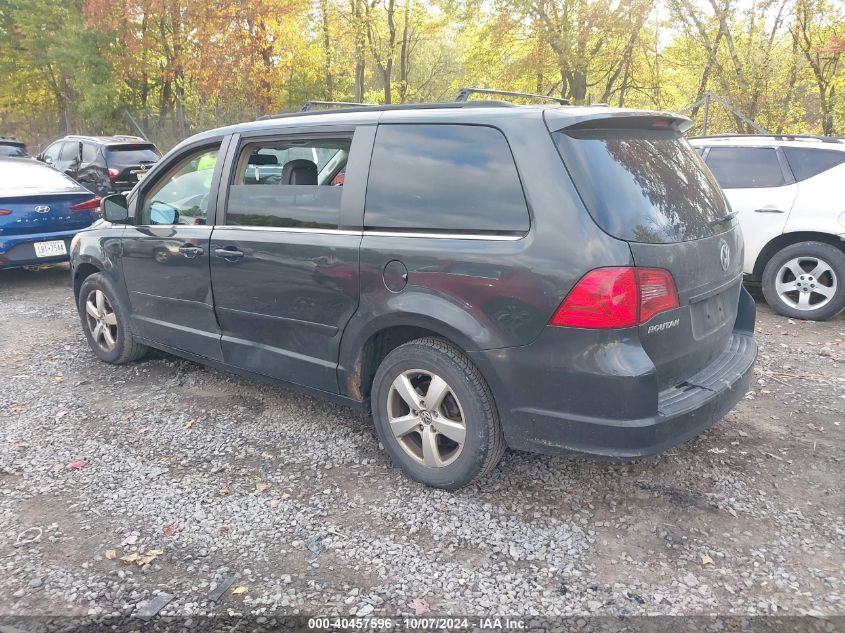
[365, 124, 529, 232]
[225, 137, 351, 229]
[42, 142, 63, 164]
[783, 147, 845, 181]
[705, 147, 786, 189]
[138, 146, 220, 226]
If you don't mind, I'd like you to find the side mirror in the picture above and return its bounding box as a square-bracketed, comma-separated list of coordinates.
[43, 156, 53, 165]
[102, 194, 129, 223]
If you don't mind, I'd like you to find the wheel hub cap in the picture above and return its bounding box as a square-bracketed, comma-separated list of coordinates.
[386, 369, 467, 468]
[775, 257, 837, 311]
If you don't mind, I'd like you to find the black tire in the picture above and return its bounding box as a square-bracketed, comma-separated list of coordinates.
[371, 337, 505, 489]
[77, 273, 148, 364]
[761, 241, 845, 321]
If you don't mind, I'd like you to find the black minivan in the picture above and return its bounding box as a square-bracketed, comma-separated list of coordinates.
[69, 95, 757, 488]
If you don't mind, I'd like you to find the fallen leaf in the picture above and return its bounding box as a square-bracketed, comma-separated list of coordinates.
[121, 552, 140, 564]
[219, 523, 232, 531]
[67, 458, 87, 471]
[122, 534, 138, 546]
[231, 586, 248, 595]
[55, 410, 67, 420]
[280, 492, 291, 501]
[105, 549, 118, 560]
[163, 525, 178, 537]
[408, 598, 430, 615]
[255, 482, 271, 493]
[269, 499, 281, 508]
[217, 488, 229, 497]
[184, 419, 197, 429]
[701, 554, 714, 565]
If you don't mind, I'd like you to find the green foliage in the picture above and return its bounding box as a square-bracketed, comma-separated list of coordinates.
[1, 0, 843, 151]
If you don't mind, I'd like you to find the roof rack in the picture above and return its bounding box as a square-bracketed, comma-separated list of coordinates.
[455, 87, 569, 106]
[300, 100, 369, 112]
[691, 133, 842, 144]
[256, 100, 514, 121]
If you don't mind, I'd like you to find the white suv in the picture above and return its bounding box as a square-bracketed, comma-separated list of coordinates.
[689, 135, 845, 320]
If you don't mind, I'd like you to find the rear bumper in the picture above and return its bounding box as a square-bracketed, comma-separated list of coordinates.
[469, 288, 757, 457]
[0, 229, 78, 268]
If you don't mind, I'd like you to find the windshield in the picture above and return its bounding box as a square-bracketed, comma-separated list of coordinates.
[553, 128, 730, 243]
[106, 144, 161, 166]
[0, 144, 27, 157]
[0, 160, 80, 193]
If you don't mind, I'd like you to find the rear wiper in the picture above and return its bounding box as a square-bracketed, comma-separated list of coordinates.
[709, 210, 738, 227]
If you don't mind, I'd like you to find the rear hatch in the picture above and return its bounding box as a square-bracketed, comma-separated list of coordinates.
[549, 112, 744, 390]
[0, 161, 100, 235]
[105, 143, 161, 190]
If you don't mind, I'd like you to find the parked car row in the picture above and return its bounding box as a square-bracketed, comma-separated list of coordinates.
[0, 135, 161, 270]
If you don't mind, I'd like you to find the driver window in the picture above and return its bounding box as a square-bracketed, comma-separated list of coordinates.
[139, 146, 220, 226]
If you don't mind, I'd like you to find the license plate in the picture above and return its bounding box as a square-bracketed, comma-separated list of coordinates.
[33, 240, 67, 258]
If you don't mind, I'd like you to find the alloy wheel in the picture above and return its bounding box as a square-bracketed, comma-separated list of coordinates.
[84, 289, 118, 352]
[386, 369, 467, 468]
[775, 256, 837, 311]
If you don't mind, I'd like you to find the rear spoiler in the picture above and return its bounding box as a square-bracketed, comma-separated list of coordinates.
[545, 110, 693, 134]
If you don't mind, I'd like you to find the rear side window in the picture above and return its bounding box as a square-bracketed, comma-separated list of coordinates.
[225, 137, 351, 229]
[705, 147, 786, 188]
[553, 128, 729, 243]
[365, 124, 529, 232]
[81, 143, 97, 163]
[783, 147, 845, 181]
[106, 144, 161, 166]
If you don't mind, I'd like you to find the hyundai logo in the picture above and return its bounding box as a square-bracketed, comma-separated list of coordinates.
[34, 205, 50, 214]
[719, 240, 730, 272]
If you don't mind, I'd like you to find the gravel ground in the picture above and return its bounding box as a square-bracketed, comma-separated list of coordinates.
[0, 266, 843, 625]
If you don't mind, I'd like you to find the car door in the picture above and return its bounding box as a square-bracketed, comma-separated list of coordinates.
[74, 142, 102, 193]
[120, 138, 229, 361]
[704, 145, 798, 274]
[209, 126, 373, 392]
[57, 140, 81, 179]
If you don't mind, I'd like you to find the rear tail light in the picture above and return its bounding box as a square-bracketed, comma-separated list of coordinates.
[0, 209, 12, 216]
[549, 267, 679, 329]
[108, 168, 120, 179]
[70, 197, 102, 212]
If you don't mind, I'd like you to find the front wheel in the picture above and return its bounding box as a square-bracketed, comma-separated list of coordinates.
[371, 337, 505, 489]
[78, 273, 148, 364]
[761, 241, 845, 321]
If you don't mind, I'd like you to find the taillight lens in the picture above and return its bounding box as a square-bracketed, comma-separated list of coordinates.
[637, 268, 679, 323]
[549, 267, 678, 329]
[0, 209, 12, 216]
[108, 168, 120, 179]
[70, 197, 102, 212]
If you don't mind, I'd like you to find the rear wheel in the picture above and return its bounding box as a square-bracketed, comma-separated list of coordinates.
[78, 273, 148, 364]
[371, 337, 504, 489]
[762, 241, 845, 321]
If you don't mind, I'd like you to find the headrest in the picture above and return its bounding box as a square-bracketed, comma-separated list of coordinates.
[281, 158, 317, 185]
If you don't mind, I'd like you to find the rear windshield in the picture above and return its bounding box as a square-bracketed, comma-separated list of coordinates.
[0, 144, 27, 157]
[106, 144, 161, 166]
[553, 128, 730, 243]
[0, 160, 80, 193]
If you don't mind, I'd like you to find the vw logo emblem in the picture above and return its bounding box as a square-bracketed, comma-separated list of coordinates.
[719, 240, 730, 272]
[420, 410, 434, 425]
[34, 205, 50, 214]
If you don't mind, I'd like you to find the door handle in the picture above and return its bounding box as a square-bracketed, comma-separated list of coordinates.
[754, 206, 786, 213]
[214, 247, 244, 260]
[179, 245, 204, 258]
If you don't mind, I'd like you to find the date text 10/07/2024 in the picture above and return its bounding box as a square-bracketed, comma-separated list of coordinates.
[307, 617, 527, 630]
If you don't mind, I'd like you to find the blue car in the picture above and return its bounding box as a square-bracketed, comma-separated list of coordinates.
[0, 157, 102, 269]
